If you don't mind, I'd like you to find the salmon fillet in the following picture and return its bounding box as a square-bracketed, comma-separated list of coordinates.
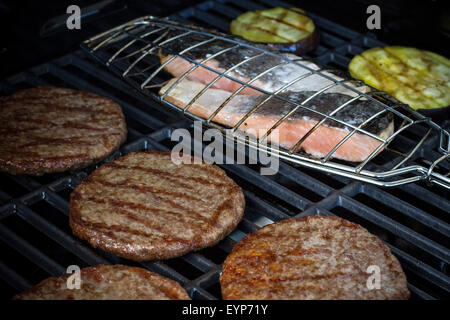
[156, 32, 393, 162]
[160, 78, 394, 162]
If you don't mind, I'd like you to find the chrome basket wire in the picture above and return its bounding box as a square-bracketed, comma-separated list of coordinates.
[81, 16, 450, 189]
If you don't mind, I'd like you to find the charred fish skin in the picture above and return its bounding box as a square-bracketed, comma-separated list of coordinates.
[158, 29, 371, 95]
[159, 31, 281, 77]
[279, 91, 394, 135]
[212, 91, 393, 136]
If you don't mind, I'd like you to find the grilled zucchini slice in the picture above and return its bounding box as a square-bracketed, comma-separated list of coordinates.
[230, 7, 319, 54]
[349, 46, 450, 110]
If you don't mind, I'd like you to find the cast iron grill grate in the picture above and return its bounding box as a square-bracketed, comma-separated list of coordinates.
[1, 0, 449, 300]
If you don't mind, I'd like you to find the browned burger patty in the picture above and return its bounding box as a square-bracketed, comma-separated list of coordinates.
[69, 151, 245, 261]
[13, 264, 190, 300]
[220, 215, 410, 300]
[0, 86, 127, 175]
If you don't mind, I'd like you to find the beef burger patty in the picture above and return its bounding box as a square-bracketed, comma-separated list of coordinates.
[70, 151, 245, 261]
[13, 264, 190, 300]
[220, 215, 410, 300]
[0, 86, 127, 175]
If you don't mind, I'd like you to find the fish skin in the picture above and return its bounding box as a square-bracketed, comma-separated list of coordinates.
[160, 78, 394, 162]
[158, 31, 371, 96]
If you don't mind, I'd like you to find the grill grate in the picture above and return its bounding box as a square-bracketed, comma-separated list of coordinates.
[1, 0, 449, 300]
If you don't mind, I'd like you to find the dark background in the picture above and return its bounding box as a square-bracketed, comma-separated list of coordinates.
[1, 0, 449, 78]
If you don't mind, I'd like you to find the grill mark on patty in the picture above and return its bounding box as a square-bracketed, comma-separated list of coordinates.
[228, 270, 367, 287]
[248, 221, 354, 242]
[63, 121, 122, 131]
[2, 98, 121, 115]
[8, 112, 121, 126]
[81, 177, 208, 219]
[3, 153, 92, 162]
[79, 195, 217, 233]
[74, 215, 189, 245]
[4, 117, 59, 127]
[15, 136, 109, 148]
[0, 150, 41, 158]
[77, 174, 228, 233]
[103, 205, 193, 245]
[88, 177, 209, 206]
[208, 196, 234, 228]
[0, 126, 53, 135]
[104, 162, 228, 187]
[239, 231, 316, 243]
[0, 119, 121, 135]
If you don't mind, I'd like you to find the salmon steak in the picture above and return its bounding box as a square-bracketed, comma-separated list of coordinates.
[160, 78, 393, 162]
[157, 31, 394, 162]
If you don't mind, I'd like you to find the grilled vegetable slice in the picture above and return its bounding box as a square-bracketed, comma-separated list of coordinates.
[349, 46, 450, 110]
[230, 7, 319, 54]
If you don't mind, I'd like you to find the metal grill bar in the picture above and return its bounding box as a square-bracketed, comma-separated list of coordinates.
[234, 74, 342, 137]
[143, 37, 217, 88]
[123, 30, 193, 77]
[262, 86, 361, 143]
[339, 195, 449, 263]
[0, 261, 32, 292]
[321, 108, 388, 162]
[69, 54, 178, 120]
[161, 45, 241, 101]
[390, 128, 432, 170]
[92, 24, 141, 52]
[389, 245, 450, 292]
[205, 61, 289, 122]
[17, 203, 110, 266]
[183, 52, 266, 113]
[0, 224, 66, 276]
[362, 185, 450, 236]
[108, 27, 169, 64]
[355, 118, 431, 173]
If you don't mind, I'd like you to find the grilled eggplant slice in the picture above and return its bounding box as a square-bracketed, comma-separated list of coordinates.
[349, 46, 450, 110]
[230, 7, 319, 54]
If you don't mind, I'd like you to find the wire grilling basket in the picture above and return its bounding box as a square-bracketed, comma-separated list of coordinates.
[81, 16, 450, 189]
